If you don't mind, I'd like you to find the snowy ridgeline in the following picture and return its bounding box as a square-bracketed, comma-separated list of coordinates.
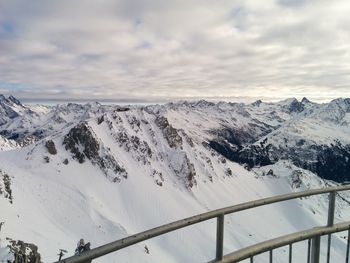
[0, 95, 350, 262]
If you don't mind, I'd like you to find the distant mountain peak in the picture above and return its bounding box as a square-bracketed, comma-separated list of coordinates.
[301, 97, 311, 104]
[252, 99, 262, 107]
[8, 95, 21, 105]
[0, 94, 22, 105]
[193, 100, 215, 107]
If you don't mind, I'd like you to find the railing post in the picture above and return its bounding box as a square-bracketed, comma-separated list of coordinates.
[216, 214, 224, 261]
[346, 226, 350, 263]
[327, 191, 336, 227]
[326, 191, 336, 263]
[310, 235, 321, 263]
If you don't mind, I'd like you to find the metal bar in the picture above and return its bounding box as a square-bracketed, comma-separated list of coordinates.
[326, 234, 331, 263]
[219, 222, 350, 263]
[346, 226, 350, 263]
[289, 244, 292, 263]
[56, 185, 350, 263]
[216, 214, 225, 261]
[326, 191, 336, 263]
[250, 256, 253, 263]
[310, 235, 320, 263]
[327, 191, 336, 227]
[307, 239, 311, 263]
[269, 249, 273, 263]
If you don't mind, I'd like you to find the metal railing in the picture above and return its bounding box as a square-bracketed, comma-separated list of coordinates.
[218, 221, 350, 263]
[55, 184, 350, 263]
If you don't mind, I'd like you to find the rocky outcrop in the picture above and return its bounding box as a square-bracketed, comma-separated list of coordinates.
[63, 123, 98, 164]
[155, 116, 183, 149]
[45, 140, 57, 155]
[286, 99, 305, 113]
[7, 239, 42, 263]
[209, 136, 350, 183]
[114, 131, 152, 165]
[63, 122, 127, 181]
[209, 140, 273, 168]
[0, 170, 13, 203]
[8, 95, 22, 105]
[168, 152, 197, 188]
[314, 142, 350, 182]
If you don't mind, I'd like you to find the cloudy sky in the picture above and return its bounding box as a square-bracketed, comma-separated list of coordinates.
[0, 0, 350, 102]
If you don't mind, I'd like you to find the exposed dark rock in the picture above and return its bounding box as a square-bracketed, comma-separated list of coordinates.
[151, 170, 164, 186]
[144, 245, 150, 254]
[168, 153, 197, 188]
[193, 100, 216, 108]
[286, 99, 304, 113]
[291, 170, 303, 188]
[267, 169, 276, 177]
[45, 140, 57, 155]
[210, 134, 350, 183]
[155, 116, 183, 149]
[314, 142, 350, 182]
[185, 156, 197, 188]
[296, 139, 306, 146]
[127, 115, 141, 131]
[63, 158, 69, 165]
[63, 123, 99, 164]
[208, 140, 273, 168]
[7, 239, 42, 263]
[301, 97, 311, 104]
[0, 130, 41, 146]
[181, 131, 194, 147]
[114, 131, 152, 165]
[211, 122, 273, 147]
[115, 107, 130, 112]
[210, 128, 244, 146]
[252, 100, 262, 107]
[0, 103, 19, 119]
[8, 95, 21, 105]
[243, 163, 251, 171]
[0, 171, 13, 203]
[97, 115, 104, 125]
[63, 122, 127, 180]
[43, 156, 50, 163]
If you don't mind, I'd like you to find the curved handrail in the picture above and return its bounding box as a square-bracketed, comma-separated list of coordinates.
[56, 184, 350, 263]
[218, 221, 350, 262]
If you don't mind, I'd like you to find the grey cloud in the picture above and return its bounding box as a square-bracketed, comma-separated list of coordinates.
[0, 0, 349, 102]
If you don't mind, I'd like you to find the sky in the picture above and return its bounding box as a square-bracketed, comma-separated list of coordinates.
[0, 0, 350, 102]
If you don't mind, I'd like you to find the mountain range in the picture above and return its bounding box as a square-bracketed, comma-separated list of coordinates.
[0, 95, 350, 262]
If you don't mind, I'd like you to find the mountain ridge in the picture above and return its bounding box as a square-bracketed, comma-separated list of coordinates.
[1, 95, 350, 262]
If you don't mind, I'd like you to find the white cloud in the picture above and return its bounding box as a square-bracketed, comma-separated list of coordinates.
[0, 0, 349, 102]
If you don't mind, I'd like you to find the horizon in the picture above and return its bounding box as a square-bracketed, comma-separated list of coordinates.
[0, 93, 347, 105]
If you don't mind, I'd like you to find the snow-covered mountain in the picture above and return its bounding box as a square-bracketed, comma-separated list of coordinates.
[1, 95, 350, 262]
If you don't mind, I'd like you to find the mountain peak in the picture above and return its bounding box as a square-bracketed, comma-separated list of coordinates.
[8, 95, 21, 105]
[301, 97, 311, 104]
[0, 94, 6, 101]
[193, 100, 215, 107]
[252, 99, 262, 107]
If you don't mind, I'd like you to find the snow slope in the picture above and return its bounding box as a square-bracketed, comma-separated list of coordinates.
[0, 96, 350, 262]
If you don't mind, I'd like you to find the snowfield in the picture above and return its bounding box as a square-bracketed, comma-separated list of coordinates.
[0, 95, 350, 262]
